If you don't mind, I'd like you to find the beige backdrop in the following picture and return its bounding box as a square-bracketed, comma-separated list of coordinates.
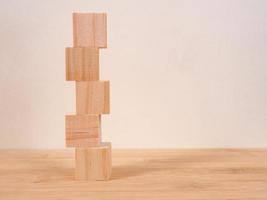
[0, 0, 266, 148]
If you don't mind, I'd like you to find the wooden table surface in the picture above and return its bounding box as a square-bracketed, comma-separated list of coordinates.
[0, 149, 267, 200]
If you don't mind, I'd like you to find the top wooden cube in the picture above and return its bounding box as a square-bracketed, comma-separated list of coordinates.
[73, 13, 107, 48]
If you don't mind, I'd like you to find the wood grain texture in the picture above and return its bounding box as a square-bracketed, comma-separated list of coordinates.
[71, 12, 111, 181]
[65, 47, 99, 81]
[73, 13, 107, 48]
[0, 149, 267, 199]
[65, 115, 101, 147]
[75, 143, 112, 180]
[76, 81, 110, 114]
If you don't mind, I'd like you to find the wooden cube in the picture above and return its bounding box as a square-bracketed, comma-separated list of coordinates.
[75, 142, 112, 180]
[66, 47, 99, 81]
[65, 115, 101, 147]
[76, 81, 110, 114]
[73, 13, 107, 48]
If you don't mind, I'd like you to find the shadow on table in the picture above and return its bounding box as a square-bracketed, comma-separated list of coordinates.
[111, 165, 152, 180]
[110, 158, 172, 180]
[110, 151, 231, 180]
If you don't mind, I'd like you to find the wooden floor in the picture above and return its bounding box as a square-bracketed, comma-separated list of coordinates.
[0, 149, 267, 200]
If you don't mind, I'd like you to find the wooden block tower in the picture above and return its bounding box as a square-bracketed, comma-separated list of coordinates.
[65, 13, 111, 180]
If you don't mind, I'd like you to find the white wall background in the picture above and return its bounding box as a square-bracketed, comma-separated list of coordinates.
[0, 0, 266, 148]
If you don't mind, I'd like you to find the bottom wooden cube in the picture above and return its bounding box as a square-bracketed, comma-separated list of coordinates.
[75, 142, 112, 181]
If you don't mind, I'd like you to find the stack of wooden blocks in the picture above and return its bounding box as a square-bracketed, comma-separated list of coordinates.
[65, 13, 111, 181]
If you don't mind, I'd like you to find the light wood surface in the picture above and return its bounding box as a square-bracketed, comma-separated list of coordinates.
[65, 47, 99, 81]
[65, 115, 100, 147]
[75, 143, 112, 180]
[73, 13, 107, 48]
[76, 81, 110, 114]
[0, 149, 267, 199]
